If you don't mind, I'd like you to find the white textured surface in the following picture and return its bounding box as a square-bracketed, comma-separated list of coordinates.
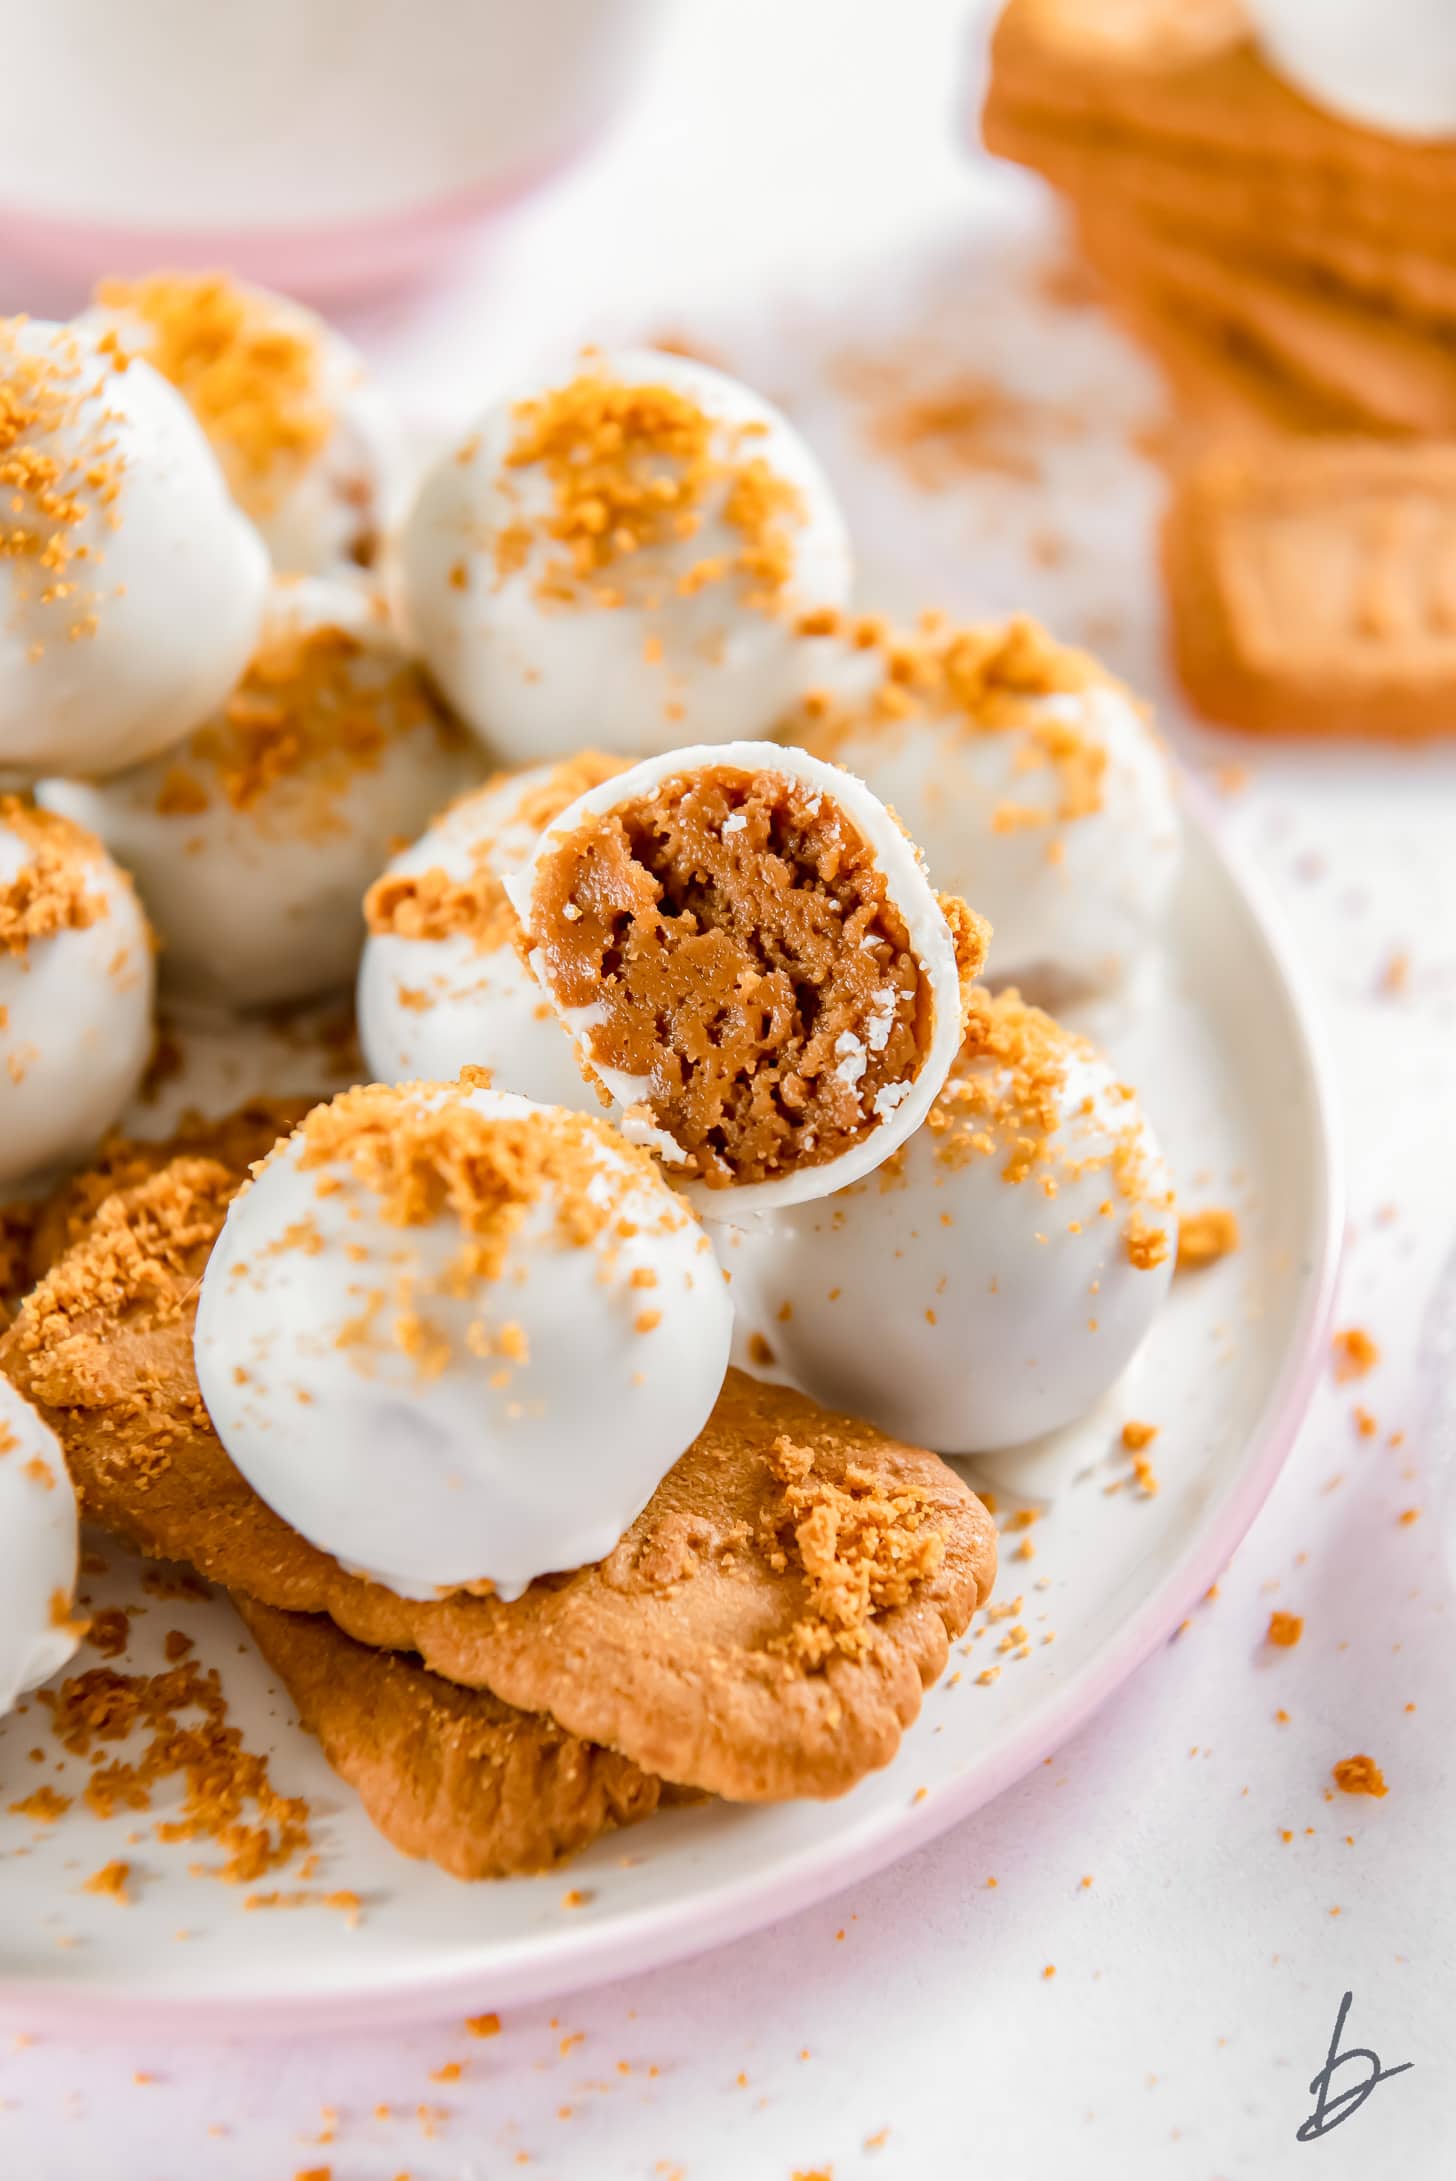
[0, 4, 1451, 2176]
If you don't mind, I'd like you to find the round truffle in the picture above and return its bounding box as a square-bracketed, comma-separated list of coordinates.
[84, 272, 399, 576]
[506, 740, 986, 1209]
[0, 317, 268, 779]
[785, 615, 1180, 1000]
[0, 797, 154, 1188]
[0, 1380, 82, 1716]
[43, 577, 477, 1011]
[395, 348, 852, 763]
[723, 988, 1176, 1452]
[359, 750, 625, 1106]
[193, 1078, 734, 1598]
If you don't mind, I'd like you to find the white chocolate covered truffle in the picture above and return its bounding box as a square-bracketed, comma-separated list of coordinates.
[723, 988, 1175, 1453]
[395, 348, 852, 763]
[358, 750, 625, 1106]
[84, 272, 399, 576]
[785, 615, 1180, 1000]
[0, 1381, 82, 1717]
[0, 317, 268, 779]
[43, 577, 477, 1011]
[0, 797, 154, 1188]
[506, 740, 986, 1210]
[194, 1078, 734, 1599]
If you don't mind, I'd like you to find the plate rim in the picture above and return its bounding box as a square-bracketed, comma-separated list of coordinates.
[0, 786, 1345, 2036]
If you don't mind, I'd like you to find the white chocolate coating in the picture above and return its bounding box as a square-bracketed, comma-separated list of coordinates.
[42, 578, 478, 1011]
[506, 739, 971, 1212]
[0, 1381, 82, 1717]
[0, 319, 268, 779]
[358, 760, 611, 1109]
[82, 280, 400, 576]
[395, 348, 852, 764]
[722, 1001, 1175, 1453]
[194, 1082, 733, 1599]
[788, 632, 1179, 999]
[1246, 0, 1456, 139]
[0, 805, 154, 1188]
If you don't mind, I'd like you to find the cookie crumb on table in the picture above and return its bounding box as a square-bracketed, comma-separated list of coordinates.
[1332, 1327, 1380, 1382]
[1333, 1755, 1387, 1798]
[1176, 1207, 1239, 1272]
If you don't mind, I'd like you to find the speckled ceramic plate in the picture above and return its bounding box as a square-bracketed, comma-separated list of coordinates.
[0, 790, 1340, 2032]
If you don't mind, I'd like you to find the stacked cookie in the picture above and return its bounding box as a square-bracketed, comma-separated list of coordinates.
[983, 0, 1456, 736]
[1, 309, 1187, 1878]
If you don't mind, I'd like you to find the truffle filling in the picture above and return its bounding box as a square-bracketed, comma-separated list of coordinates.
[528, 766, 935, 1188]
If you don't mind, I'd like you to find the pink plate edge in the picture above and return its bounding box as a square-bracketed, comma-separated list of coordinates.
[0, 788, 1345, 2037]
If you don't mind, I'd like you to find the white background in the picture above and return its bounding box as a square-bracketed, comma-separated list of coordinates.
[3, 3, 1456, 2175]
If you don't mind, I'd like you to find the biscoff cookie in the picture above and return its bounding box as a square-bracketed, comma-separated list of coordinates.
[1162, 437, 1456, 737]
[234, 1596, 667, 1879]
[1, 1158, 997, 1803]
[26, 1093, 319, 1285]
[1079, 213, 1456, 440]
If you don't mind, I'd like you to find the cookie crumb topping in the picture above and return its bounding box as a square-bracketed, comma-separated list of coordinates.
[916, 986, 1171, 1264]
[156, 619, 447, 818]
[93, 272, 329, 508]
[793, 613, 1119, 825]
[292, 1076, 684, 1290]
[365, 751, 625, 956]
[0, 796, 109, 958]
[1176, 1205, 1240, 1271]
[502, 362, 804, 608]
[0, 318, 128, 646]
[763, 1432, 947, 1669]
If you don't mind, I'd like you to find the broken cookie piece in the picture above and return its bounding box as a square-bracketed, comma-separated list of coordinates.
[234, 1595, 667, 1879]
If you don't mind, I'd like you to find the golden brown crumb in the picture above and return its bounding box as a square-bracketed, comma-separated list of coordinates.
[796, 615, 1115, 833]
[0, 796, 108, 959]
[1176, 1207, 1240, 1272]
[94, 272, 328, 510]
[0, 319, 129, 644]
[466, 2013, 501, 2038]
[762, 1433, 947, 1669]
[1333, 1327, 1380, 1382]
[504, 361, 803, 608]
[157, 619, 450, 818]
[1332, 1755, 1387, 1798]
[290, 1078, 683, 1315]
[83, 1606, 131, 1659]
[1121, 1420, 1158, 1452]
[81, 1858, 132, 1903]
[41, 1650, 310, 1885]
[1267, 1612, 1303, 1648]
[8, 1786, 71, 1823]
[915, 988, 1170, 1270]
[834, 344, 1082, 490]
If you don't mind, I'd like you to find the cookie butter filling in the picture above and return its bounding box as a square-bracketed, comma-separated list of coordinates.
[509, 741, 984, 1208]
[194, 1076, 733, 1599]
